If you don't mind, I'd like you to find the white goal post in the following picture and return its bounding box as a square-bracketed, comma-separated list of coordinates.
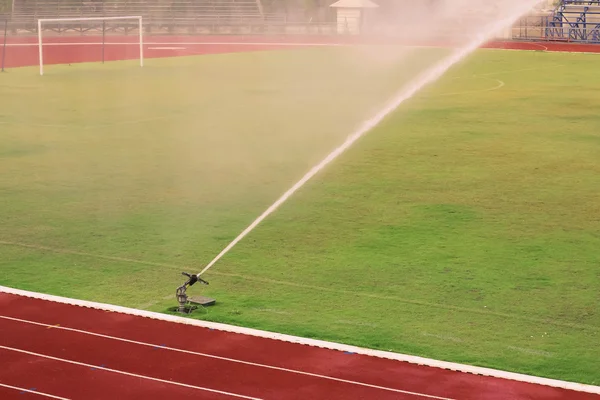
[37, 16, 144, 76]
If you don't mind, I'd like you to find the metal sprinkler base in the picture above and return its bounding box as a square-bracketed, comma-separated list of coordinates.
[188, 296, 216, 307]
[175, 272, 214, 314]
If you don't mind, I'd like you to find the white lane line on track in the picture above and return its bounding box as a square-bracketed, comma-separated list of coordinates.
[0, 383, 71, 400]
[0, 315, 455, 400]
[2, 286, 599, 395]
[0, 345, 262, 400]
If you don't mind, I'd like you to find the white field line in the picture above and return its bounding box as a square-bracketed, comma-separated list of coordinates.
[1, 286, 600, 395]
[0, 78, 505, 131]
[481, 47, 600, 55]
[0, 64, 561, 136]
[0, 315, 453, 400]
[525, 42, 549, 51]
[0, 345, 261, 400]
[430, 77, 504, 97]
[0, 115, 175, 129]
[0, 383, 71, 400]
[475, 64, 565, 76]
[0, 239, 597, 332]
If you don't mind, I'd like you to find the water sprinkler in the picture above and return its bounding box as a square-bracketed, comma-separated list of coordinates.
[175, 272, 214, 313]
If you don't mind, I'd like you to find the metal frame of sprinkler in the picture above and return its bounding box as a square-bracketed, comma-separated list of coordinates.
[175, 272, 215, 314]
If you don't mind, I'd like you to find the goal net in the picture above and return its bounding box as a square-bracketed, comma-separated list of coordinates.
[37, 16, 144, 76]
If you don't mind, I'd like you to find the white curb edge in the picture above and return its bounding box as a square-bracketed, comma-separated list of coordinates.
[1, 285, 598, 395]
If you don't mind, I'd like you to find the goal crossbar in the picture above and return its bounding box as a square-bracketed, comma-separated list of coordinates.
[37, 16, 144, 76]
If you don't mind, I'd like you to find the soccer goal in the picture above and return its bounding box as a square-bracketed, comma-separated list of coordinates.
[37, 16, 144, 76]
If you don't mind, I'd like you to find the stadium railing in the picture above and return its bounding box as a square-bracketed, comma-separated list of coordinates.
[6, 3, 340, 37]
[4, 0, 600, 43]
[512, 0, 600, 43]
[7, 0, 338, 35]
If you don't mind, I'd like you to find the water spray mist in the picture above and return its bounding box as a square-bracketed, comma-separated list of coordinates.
[197, 0, 543, 278]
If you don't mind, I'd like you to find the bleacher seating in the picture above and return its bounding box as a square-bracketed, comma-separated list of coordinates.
[8, 0, 273, 35]
[546, 0, 600, 42]
[21, 0, 260, 17]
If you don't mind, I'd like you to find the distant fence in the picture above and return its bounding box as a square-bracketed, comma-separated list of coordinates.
[513, 15, 557, 41]
[0, 17, 525, 40]
[2, 0, 600, 43]
[3, 0, 342, 36]
[2, 16, 343, 36]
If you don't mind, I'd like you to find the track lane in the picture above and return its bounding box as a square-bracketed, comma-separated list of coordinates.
[1, 36, 599, 69]
[0, 347, 245, 400]
[0, 315, 443, 400]
[1, 294, 599, 400]
[0, 383, 70, 400]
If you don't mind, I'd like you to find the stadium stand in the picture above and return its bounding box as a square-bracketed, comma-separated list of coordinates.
[12, 0, 263, 19]
[6, 0, 276, 34]
[546, 0, 600, 42]
[5, 0, 600, 42]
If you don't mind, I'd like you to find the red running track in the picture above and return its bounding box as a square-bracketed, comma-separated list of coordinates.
[1, 292, 599, 400]
[0, 37, 299, 69]
[1, 35, 599, 69]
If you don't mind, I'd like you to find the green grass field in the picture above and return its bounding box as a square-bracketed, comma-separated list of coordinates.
[1, 47, 599, 385]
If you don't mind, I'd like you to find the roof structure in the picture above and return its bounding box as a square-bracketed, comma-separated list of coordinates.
[329, 0, 379, 9]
